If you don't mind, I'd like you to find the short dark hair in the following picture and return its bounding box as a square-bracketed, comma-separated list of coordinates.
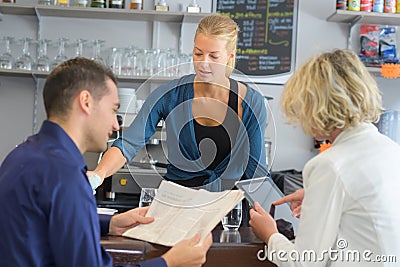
[43, 57, 117, 119]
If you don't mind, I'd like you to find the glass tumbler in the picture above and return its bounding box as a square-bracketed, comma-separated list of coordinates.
[139, 188, 157, 207]
[221, 201, 242, 230]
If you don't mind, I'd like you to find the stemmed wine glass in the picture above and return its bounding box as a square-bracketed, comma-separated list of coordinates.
[91, 40, 105, 64]
[0, 36, 14, 69]
[14, 37, 34, 70]
[35, 39, 52, 72]
[74, 38, 87, 58]
[51, 38, 69, 70]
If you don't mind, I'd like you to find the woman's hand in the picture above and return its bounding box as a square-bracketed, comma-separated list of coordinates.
[273, 189, 304, 218]
[109, 207, 154, 236]
[249, 202, 278, 244]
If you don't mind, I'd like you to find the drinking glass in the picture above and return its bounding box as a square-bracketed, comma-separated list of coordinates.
[138, 188, 157, 207]
[91, 40, 105, 64]
[109, 47, 123, 75]
[35, 39, 51, 72]
[219, 229, 241, 243]
[74, 38, 87, 58]
[166, 48, 178, 77]
[51, 38, 69, 70]
[142, 48, 157, 76]
[178, 53, 193, 76]
[155, 48, 168, 76]
[221, 201, 242, 230]
[121, 47, 134, 76]
[0, 36, 14, 69]
[133, 48, 144, 76]
[14, 38, 33, 70]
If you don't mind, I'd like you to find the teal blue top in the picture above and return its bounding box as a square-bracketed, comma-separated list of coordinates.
[112, 74, 270, 185]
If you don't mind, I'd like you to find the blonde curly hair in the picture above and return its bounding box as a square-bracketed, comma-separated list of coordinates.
[281, 49, 383, 137]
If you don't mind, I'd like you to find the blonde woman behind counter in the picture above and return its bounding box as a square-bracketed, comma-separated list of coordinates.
[89, 14, 269, 190]
[250, 49, 400, 266]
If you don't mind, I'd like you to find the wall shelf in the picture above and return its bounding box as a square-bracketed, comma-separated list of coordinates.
[327, 9, 400, 26]
[0, 3, 211, 23]
[0, 69, 37, 78]
[0, 3, 36, 16]
[327, 10, 400, 78]
[0, 69, 178, 82]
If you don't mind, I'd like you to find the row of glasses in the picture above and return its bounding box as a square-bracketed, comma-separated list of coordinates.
[108, 47, 193, 77]
[0, 36, 106, 71]
[1, 36, 193, 76]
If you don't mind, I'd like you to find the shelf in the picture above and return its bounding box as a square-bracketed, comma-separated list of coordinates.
[327, 9, 400, 25]
[0, 69, 178, 82]
[366, 66, 381, 74]
[0, 69, 35, 78]
[116, 75, 179, 83]
[0, 3, 211, 23]
[0, 3, 36, 16]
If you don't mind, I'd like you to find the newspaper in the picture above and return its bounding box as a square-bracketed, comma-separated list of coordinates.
[122, 180, 244, 246]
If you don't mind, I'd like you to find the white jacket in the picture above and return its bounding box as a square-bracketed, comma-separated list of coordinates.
[268, 123, 400, 266]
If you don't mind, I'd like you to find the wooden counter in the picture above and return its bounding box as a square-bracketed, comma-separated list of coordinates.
[101, 227, 277, 267]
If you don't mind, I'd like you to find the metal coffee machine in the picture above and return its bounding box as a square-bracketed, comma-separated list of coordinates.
[94, 117, 168, 211]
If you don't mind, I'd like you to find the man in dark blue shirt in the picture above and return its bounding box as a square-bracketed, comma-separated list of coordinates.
[0, 58, 212, 267]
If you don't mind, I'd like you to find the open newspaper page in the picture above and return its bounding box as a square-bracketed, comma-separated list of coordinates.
[122, 180, 244, 246]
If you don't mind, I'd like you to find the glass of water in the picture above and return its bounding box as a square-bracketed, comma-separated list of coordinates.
[220, 229, 241, 243]
[139, 188, 157, 207]
[221, 201, 242, 230]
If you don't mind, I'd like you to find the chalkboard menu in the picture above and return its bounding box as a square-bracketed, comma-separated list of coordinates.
[215, 0, 298, 80]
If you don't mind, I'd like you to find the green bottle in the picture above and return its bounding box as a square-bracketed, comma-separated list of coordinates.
[91, 0, 105, 8]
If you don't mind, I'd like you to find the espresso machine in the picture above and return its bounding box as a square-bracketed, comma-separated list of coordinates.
[95, 117, 168, 212]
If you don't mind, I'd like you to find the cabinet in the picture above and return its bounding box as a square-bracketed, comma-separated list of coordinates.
[327, 9, 400, 75]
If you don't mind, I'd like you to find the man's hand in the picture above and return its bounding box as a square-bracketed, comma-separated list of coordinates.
[109, 207, 154, 236]
[249, 202, 278, 244]
[161, 233, 212, 267]
[273, 189, 304, 218]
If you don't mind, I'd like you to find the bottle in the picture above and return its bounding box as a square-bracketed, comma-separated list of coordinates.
[348, 0, 361, 11]
[91, 0, 105, 8]
[360, 0, 372, 11]
[384, 0, 396, 13]
[2, 0, 16, 3]
[109, 0, 124, 8]
[55, 0, 69, 7]
[336, 0, 347, 9]
[372, 0, 384, 12]
[130, 0, 142, 10]
[75, 0, 89, 7]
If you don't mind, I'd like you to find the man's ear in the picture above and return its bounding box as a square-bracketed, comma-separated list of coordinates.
[78, 90, 93, 115]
